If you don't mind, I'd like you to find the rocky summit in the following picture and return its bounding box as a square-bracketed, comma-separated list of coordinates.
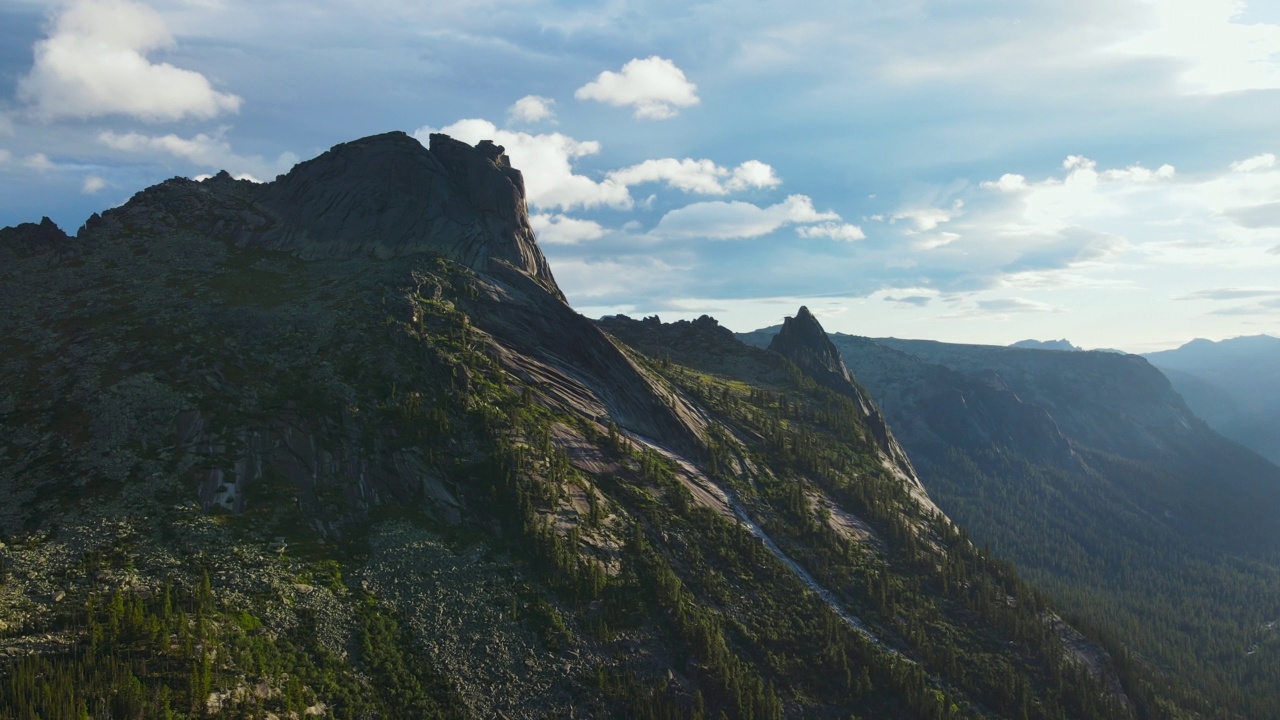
[0, 132, 1162, 719]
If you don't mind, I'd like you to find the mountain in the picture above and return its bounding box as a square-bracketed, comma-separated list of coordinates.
[740, 328, 1280, 717]
[1144, 335, 1280, 465]
[0, 133, 1143, 719]
[1009, 339, 1081, 352]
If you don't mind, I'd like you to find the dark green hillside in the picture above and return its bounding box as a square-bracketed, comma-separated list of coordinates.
[737, 329, 1280, 718]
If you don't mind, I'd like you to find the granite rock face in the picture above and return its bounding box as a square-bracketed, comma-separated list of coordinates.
[251, 131, 561, 296]
[767, 307, 858, 397]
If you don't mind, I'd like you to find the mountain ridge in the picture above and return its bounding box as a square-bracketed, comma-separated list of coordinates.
[739, 325, 1280, 716]
[0, 132, 1159, 718]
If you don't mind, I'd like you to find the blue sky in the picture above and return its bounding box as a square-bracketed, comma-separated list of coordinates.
[2, 0, 1279, 351]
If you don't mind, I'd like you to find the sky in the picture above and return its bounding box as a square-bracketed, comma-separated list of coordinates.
[2, 0, 1279, 351]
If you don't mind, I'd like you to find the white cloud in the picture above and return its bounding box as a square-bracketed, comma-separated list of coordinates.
[653, 194, 839, 240]
[727, 160, 781, 191]
[508, 95, 556, 123]
[1232, 153, 1277, 172]
[996, 157, 1178, 235]
[0, 149, 11, 165]
[82, 175, 107, 193]
[0, 114, 13, 137]
[606, 157, 780, 195]
[18, 0, 242, 122]
[416, 119, 630, 211]
[881, 151, 1280, 295]
[1111, 0, 1280, 93]
[530, 213, 605, 244]
[893, 200, 964, 232]
[797, 222, 865, 241]
[98, 130, 297, 180]
[982, 174, 1029, 193]
[24, 154, 54, 171]
[975, 297, 1063, 314]
[575, 56, 700, 119]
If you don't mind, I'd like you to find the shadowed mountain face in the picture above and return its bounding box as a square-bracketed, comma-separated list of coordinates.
[1144, 335, 1280, 465]
[741, 327, 1280, 716]
[0, 133, 1145, 718]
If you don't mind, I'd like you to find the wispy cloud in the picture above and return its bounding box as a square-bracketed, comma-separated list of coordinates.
[98, 129, 297, 181]
[651, 194, 839, 240]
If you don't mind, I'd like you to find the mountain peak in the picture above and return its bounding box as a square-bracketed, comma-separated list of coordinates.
[769, 306, 852, 387]
[246, 132, 561, 296]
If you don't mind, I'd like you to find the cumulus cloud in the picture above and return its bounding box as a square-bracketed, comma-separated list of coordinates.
[606, 157, 779, 195]
[992, 156, 1177, 235]
[575, 56, 700, 119]
[652, 194, 839, 240]
[416, 119, 630, 211]
[982, 174, 1029, 193]
[417, 118, 781, 211]
[1232, 153, 1277, 172]
[98, 130, 297, 180]
[18, 0, 242, 122]
[508, 95, 556, 123]
[82, 175, 107, 194]
[530, 213, 605, 244]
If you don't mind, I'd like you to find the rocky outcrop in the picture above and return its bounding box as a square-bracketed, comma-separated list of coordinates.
[0, 217, 70, 262]
[767, 307, 920, 485]
[767, 307, 861, 400]
[247, 131, 561, 296]
[465, 264, 708, 459]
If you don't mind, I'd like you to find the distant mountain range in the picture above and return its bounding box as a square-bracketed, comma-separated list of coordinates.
[1143, 335, 1280, 465]
[1010, 338, 1081, 351]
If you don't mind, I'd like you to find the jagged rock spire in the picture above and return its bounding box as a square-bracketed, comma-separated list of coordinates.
[769, 306, 924, 488]
[768, 306, 859, 394]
